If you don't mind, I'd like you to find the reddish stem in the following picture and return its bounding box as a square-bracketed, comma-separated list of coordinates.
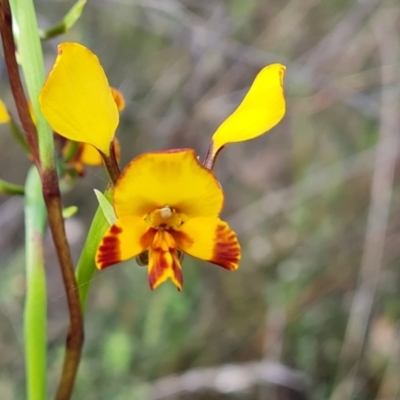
[0, 2, 84, 399]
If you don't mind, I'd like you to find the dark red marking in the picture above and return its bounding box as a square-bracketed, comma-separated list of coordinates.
[140, 228, 156, 248]
[110, 224, 123, 234]
[211, 224, 241, 270]
[97, 227, 122, 269]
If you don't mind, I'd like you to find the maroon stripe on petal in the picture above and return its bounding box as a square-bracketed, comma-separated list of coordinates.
[211, 223, 241, 271]
[171, 251, 183, 291]
[148, 250, 169, 289]
[96, 225, 123, 269]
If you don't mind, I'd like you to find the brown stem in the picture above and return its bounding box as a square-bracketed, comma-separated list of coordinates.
[0, 0, 39, 166]
[0, 2, 84, 399]
[203, 142, 223, 170]
[101, 141, 121, 185]
[43, 170, 83, 400]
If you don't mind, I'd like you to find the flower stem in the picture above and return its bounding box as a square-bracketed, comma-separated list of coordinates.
[101, 141, 121, 184]
[0, 0, 39, 165]
[40, 170, 84, 400]
[203, 142, 222, 170]
[1, 0, 84, 398]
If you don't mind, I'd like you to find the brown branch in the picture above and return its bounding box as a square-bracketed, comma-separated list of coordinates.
[42, 170, 84, 400]
[0, 0, 40, 166]
[0, 2, 84, 399]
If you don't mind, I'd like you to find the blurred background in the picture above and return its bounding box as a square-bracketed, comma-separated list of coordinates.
[1, 0, 400, 399]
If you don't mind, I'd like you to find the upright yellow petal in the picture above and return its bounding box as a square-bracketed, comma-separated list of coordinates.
[39, 42, 119, 155]
[114, 149, 224, 219]
[211, 64, 286, 156]
[0, 99, 10, 123]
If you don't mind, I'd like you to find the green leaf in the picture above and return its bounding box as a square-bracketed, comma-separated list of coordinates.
[94, 188, 117, 225]
[62, 205, 78, 219]
[24, 167, 47, 400]
[76, 187, 113, 310]
[39, 0, 87, 40]
[63, 0, 86, 29]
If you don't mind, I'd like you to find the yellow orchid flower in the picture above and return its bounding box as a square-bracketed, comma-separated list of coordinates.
[96, 149, 240, 290]
[39, 42, 119, 156]
[38, 42, 286, 290]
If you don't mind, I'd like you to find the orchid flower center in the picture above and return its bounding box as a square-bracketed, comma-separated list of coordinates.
[148, 206, 184, 230]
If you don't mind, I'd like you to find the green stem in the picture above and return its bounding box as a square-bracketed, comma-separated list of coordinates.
[24, 167, 47, 400]
[0, 178, 25, 195]
[39, 0, 87, 41]
[39, 23, 68, 40]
